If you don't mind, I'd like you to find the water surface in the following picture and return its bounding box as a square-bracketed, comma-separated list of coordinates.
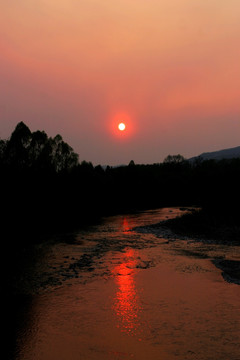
[14, 208, 240, 360]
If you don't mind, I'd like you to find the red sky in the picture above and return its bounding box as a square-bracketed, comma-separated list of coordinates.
[1, 0, 240, 165]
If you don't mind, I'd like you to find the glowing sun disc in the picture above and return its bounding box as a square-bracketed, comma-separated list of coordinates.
[118, 123, 126, 131]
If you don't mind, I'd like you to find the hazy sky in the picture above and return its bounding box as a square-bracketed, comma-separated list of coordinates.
[1, 0, 240, 165]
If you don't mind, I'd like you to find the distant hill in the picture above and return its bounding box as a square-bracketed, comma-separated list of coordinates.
[189, 146, 240, 162]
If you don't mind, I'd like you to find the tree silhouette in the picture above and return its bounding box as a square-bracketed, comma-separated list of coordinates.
[5, 122, 32, 168]
[1, 122, 79, 172]
[128, 160, 135, 166]
[49, 134, 79, 172]
[163, 154, 186, 164]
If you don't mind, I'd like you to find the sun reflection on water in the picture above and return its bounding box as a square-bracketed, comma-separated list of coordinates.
[112, 248, 142, 336]
[122, 217, 131, 232]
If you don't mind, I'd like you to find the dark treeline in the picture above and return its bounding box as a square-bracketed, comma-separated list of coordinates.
[1, 122, 240, 245]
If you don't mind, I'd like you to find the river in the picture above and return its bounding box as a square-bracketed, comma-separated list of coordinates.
[12, 208, 240, 360]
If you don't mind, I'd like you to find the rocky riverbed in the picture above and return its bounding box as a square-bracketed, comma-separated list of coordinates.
[133, 212, 240, 285]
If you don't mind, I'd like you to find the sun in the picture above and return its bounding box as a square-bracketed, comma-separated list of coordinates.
[118, 123, 126, 131]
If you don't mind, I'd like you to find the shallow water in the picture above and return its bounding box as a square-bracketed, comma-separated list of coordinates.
[14, 208, 240, 360]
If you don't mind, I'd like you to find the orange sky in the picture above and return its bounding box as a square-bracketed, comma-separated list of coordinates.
[1, 0, 240, 164]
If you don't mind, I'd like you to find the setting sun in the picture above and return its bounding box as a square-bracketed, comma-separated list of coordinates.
[118, 123, 126, 131]
[109, 113, 134, 139]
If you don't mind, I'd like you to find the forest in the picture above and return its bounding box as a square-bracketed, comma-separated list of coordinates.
[1, 122, 240, 246]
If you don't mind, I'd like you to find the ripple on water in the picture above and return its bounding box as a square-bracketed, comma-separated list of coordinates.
[14, 207, 240, 360]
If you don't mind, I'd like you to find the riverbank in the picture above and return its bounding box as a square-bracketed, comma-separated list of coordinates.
[163, 208, 240, 246]
[133, 208, 240, 285]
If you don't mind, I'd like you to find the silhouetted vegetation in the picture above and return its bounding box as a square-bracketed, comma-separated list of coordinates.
[165, 208, 240, 245]
[1, 122, 240, 248]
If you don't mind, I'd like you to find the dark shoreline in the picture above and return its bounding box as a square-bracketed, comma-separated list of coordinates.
[212, 259, 240, 285]
[133, 208, 240, 285]
[163, 209, 240, 246]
